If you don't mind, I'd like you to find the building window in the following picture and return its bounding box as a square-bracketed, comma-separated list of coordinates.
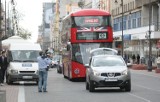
[136, 11, 141, 27]
[123, 15, 127, 30]
[128, 15, 131, 29]
[113, 18, 119, 31]
[119, 17, 122, 30]
[131, 13, 136, 28]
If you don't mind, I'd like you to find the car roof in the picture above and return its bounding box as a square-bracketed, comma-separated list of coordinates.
[90, 48, 118, 54]
[92, 55, 122, 59]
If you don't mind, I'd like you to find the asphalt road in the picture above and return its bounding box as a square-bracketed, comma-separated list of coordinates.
[15, 68, 160, 102]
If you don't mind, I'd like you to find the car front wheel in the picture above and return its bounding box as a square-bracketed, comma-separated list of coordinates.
[86, 81, 89, 90]
[125, 80, 131, 92]
[89, 80, 95, 92]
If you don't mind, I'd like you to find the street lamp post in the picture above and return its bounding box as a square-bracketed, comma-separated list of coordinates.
[0, 0, 2, 51]
[115, 0, 124, 57]
[148, 0, 152, 71]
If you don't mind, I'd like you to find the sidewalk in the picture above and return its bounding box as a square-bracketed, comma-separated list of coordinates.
[130, 64, 160, 73]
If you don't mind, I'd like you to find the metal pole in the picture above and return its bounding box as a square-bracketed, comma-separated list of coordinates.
[5, 0, 6, 37]
[121, 0, 124, 57]
[148, 0, 152, 71]
[0, 0, 2, 51]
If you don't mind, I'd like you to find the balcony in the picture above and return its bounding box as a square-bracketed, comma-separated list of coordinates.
[142, 0, 158, 5]
[135, 0, 142, 8]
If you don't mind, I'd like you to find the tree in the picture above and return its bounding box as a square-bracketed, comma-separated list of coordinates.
[18, 27, 31, 39]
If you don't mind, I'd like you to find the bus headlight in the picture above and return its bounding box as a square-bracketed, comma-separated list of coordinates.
[74, 69, 80, 74]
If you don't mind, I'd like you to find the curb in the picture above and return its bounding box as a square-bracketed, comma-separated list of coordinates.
[129, 64, 159, 74]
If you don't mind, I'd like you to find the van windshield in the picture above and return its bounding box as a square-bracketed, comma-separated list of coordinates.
[9, 50, 39, 62]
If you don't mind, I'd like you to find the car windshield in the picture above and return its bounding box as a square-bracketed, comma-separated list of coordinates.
[92, 56, 125, 67]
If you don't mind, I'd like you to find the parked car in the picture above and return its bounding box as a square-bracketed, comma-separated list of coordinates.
[85, 55, 131, 92]
[51, 55, 62, 68]
[57, 56, 62, 73]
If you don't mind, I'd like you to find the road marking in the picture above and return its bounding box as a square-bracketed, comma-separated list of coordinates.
[128, 93, 151, 102]
[131, 71, 160, 78]
[135, 84, 160, 92]
[18, 83, 25, 102]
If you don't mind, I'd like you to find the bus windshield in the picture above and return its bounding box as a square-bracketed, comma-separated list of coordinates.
[73, 16, 111, 27]
[72, 43, 112, 64]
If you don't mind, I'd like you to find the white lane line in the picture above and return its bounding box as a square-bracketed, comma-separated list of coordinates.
[128, 93, 151, 102]
[131, 71, 160, 79]
[135, 84, 160, 92]
[18, 85, 25, 102]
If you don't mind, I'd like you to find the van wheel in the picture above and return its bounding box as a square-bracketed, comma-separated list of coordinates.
[89, 80, 95, 92]
[6, 75, 13, 85]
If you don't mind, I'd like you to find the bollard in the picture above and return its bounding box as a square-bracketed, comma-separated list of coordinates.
[0, 90, 6, 102]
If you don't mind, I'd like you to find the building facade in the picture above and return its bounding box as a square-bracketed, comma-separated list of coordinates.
[41, 2, 53, 50]
[111, 0, 160, 64]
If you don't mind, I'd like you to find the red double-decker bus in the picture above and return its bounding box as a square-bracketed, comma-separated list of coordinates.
[61, 9, 113, 80]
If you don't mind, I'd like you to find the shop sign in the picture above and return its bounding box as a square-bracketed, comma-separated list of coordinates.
[131, 35, 139, 40]
[113, 36, 122, 41]
[123, 34, 131, 40]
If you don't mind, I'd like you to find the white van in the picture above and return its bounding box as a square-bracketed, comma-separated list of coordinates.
[6, 43, 41, 84]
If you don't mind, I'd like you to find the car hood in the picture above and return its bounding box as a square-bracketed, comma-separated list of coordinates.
[92, 66, 127, 73]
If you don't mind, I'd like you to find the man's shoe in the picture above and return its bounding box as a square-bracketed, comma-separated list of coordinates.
[38, 90, 42, 92]
[0, 83, 4, 86]
[43, 90, 48, 92]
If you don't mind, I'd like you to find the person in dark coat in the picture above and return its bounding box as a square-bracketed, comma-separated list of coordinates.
[132, 54, 136, 64]
[137, 54, 140, 64]
[0, 51, 9, 85]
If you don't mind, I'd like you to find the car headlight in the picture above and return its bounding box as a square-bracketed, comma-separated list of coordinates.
[122, 70, 128, 75]
[10, 69, 18, 74]
[93, 70, 101, 76]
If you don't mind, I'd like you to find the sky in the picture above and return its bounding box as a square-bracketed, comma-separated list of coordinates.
[9, 0, 53, 42]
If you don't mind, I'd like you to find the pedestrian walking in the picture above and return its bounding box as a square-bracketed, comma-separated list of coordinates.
[137, 54, 140, 64]
[156, 55, 160, 69]
[37, 51, 52, 92]
[124, 53, 128, 63]
[0, 51, 9, 85]
[132, 54, 136, 64]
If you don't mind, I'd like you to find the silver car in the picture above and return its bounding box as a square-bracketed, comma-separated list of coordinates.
[85, 55, 131, 92]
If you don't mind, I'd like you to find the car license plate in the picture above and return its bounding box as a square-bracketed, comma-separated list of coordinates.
[105, 78, 117, 81]
[22, 76, 33, 79]
[22, 63, 32, 67]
